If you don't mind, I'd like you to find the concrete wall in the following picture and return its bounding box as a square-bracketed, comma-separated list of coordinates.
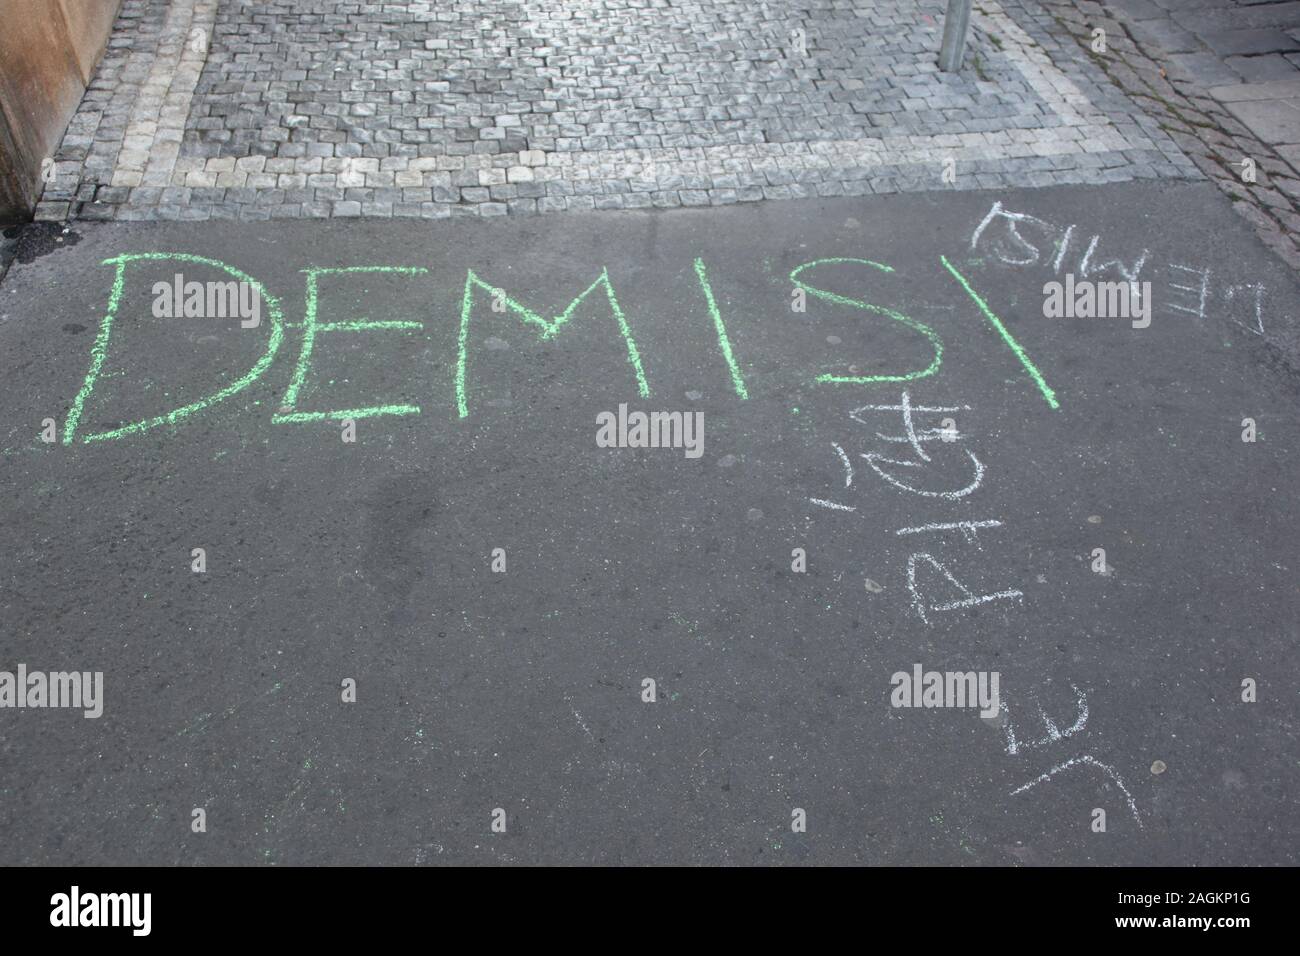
[0, 0, 122, 224]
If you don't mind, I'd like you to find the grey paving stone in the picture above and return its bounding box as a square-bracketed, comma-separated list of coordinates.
[1165, 52, 1247, 87]
[1201, 29, 1300, 58]
[1225, 54, 1300, 83]
[1129, 19, 1205, 54]
[33, 202, 71, 221]
[1210, 78, 1300, 101]
[1224, 98, 1300, 144]
[1107, 0, 1167, 19]
[44, 0, 1195, 222]
[1274, 144, 1300, 171]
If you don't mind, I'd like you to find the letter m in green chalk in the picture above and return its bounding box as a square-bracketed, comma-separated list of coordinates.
[274, 266, 429, 424]
[455, 268, 650, 419]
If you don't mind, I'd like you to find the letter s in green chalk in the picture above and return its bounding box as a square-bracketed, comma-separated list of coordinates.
[63, 253, 284, 444]
[790, 257, 942, 386]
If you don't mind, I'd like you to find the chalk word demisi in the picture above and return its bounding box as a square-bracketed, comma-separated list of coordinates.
[972, 199, 1269, 335]
[59, 251, 1058, 445]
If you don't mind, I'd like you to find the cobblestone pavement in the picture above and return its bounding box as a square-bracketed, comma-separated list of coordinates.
[1043, 0, 1300, 268]
[34, 0, 1198, 224]
[1113, 0, 1300, 87]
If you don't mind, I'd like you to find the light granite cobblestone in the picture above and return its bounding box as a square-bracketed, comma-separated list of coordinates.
[35, 0, 1199, 223]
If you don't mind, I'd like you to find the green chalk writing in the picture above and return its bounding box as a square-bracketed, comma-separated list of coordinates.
[49, 250, 1063, 447]
[455, 267, 649, 419]
[693, 257, 748, 400]
[790, 257, 943, 386]
[940, 255, 1060, 410]
[315, 320, 424, 333]
[274, 266, 428, 425]
[64, 252, 285, 444]
[273, 406, 419, 423]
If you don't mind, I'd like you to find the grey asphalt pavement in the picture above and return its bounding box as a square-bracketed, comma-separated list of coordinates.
[0, 180, 1296, 864]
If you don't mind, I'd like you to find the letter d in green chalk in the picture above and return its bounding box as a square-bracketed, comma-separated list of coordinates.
[63, 253, 284, 444]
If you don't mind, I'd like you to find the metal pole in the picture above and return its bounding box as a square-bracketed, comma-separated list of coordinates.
[938, 0, 973, 72]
